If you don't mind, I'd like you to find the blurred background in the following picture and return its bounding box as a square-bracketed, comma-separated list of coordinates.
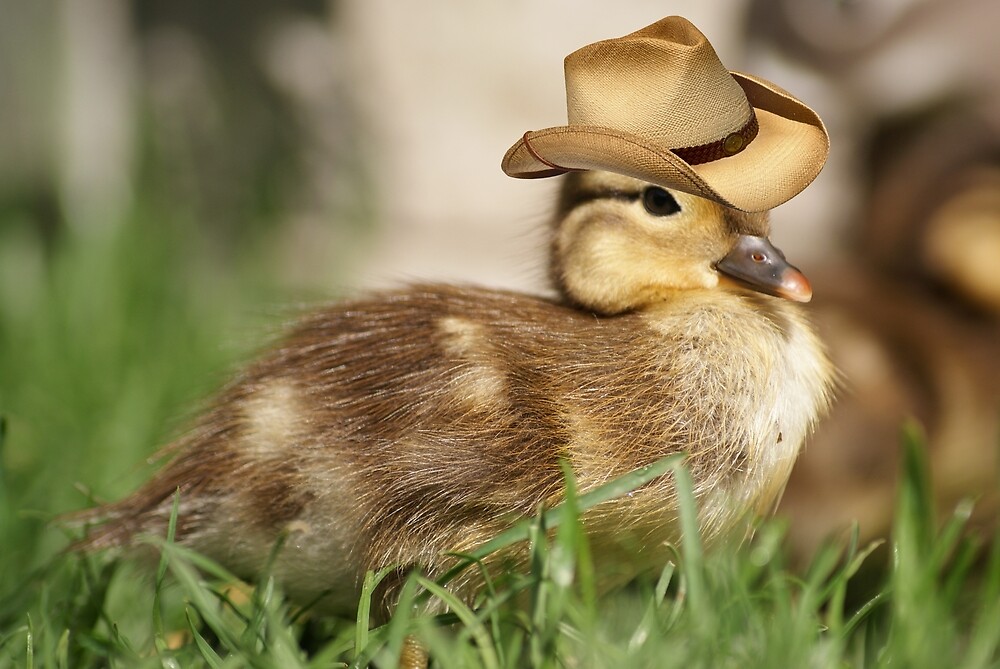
[0, 0, 998, 598]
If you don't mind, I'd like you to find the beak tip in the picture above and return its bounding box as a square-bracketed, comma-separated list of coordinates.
[781, 271, 813, 303]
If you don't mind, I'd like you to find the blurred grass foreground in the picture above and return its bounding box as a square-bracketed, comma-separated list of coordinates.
[4, 2, 1000, 667]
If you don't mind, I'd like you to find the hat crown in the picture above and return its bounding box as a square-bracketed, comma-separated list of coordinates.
[502, 14, 829, 212]
[564, 16, 752, 148]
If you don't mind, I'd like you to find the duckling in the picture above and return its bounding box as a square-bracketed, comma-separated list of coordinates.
[74, 169, 834, 615]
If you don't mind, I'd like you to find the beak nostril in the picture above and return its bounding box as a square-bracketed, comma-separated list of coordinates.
[751, 252, 766, 263]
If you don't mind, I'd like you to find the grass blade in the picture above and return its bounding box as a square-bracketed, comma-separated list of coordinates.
[157, 542, 243, 656]
[628, 560, 676, 653]
[354, 566, 396, 664]
[186, 606, 223, 668]
[672, 464, 709, 631]
[415, 576, 499, 669]
[376, 575, 421, 669]
[25, 614, 33, 669]
[960, 533, 1000, 669]
[152, 489, 182, 651]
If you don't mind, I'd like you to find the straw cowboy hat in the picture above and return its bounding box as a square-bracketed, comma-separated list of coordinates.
[502, 16, 829, 212]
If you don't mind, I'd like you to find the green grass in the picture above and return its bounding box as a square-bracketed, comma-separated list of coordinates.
[3, 199, 1000, 668]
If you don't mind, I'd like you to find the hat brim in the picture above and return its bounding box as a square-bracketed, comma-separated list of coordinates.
[501, 73, 829, 212]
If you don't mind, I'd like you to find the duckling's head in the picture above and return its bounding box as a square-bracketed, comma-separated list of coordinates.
[551, 170, 812, 315]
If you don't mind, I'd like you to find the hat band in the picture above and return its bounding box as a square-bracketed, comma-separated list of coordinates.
[672, 111, 759, 165]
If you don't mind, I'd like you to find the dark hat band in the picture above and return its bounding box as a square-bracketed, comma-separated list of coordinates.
[672, 111, 759, 165]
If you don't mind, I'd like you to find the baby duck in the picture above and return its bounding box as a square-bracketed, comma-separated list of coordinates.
[75, 169, 834, 614]
[74, 18, 836, 633]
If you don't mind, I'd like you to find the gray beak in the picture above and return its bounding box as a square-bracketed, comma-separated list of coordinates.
[715, 235, 813, 303]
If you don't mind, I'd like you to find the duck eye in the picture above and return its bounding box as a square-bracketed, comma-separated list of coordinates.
[642, 187, 681, 217]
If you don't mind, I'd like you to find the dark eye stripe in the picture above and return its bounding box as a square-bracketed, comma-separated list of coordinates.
[557, 188, 639, 214]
